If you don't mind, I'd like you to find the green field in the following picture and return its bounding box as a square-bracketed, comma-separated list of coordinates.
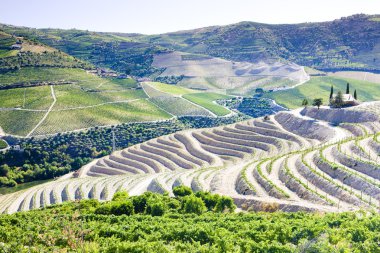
[0, 110, 45, 136]
[53, 85, 146, 109]
[146, 81, 197, 96]
[183, 92, 231, 116]
[265, 76, 380, 109]
[0, 139, 7, 149]
[32, 99, 172, 135]
[0, 68, 169, 136]
[0, 86, 52, 109]
[0, 191, 379, 252]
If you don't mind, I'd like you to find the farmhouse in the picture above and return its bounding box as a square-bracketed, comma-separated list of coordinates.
[331, 93, 358, 107]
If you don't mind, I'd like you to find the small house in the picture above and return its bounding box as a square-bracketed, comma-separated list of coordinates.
[331, 93, 358, 107]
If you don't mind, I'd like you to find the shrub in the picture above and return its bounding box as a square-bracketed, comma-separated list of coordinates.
[195, 191, 220, 211]
[131, 193, 150, 213]
[78, 199, 100, 212]
[172, 186, 193, 197]
[94, 203, 112, 215]
[182, 196, 206, 215]
[147, 201, 166, 216]
[215, 196, 236, 213]
[112, 190, 129, 201]
[110, 201, 134, 216]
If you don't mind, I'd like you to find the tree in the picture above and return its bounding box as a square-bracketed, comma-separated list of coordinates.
[346, 82, 350, 94]
[302, 99, 309, 107]
[329, 85, 334, 100]
[334, 91, 344, 108]
[354, 89, 357, 100]
[312, 98, 323, 109]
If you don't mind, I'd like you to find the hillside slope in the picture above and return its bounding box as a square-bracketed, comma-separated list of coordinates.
[135, 14, 380, 72]
[2, 106, 380, 213]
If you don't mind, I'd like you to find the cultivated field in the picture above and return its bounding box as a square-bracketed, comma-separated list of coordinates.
[142, 82, 230, 117]
[2, 106, 380, 213]
[152, 52, 309, 96]
[0, 68, 171, 136]
[328, 71, 380, 84]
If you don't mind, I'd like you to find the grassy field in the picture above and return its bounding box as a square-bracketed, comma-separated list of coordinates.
[32, 99, 172, 135]
[145, 81, 197, 96]
[265, 76, 380, 109]
[183, 92, 232, 116]
[0, 139, 7, 149]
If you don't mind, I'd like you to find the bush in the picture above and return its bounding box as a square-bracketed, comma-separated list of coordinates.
[131, 193, 149, 213]
[112, 191, 129, 201]
[173, 186, 193, 197]
[110, 201, 134, 216]
[195, 191, 220, 211]
[147, 201, 166, 216]
[215, 196, 236, 213]
[182, 196, 206, 215]
[95, 203, 112, 215]
[78, 199, 100, 212]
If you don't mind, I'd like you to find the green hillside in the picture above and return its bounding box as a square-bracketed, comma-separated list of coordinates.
[0, 25, 167, 77]
[0, 30, 92, 72]
[134, 14, 380, 72]
[2, 14, 380, 77]
[0, 67, 171, 136]
[264, 76, 380, 109]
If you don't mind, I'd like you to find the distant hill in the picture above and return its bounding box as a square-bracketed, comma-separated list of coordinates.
[2, 14, 380, 76]
[133, 14, 380, 72]
[0, 25, 167, 77]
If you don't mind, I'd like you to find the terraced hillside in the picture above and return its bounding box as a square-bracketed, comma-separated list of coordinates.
[153, 51, 309, 95]
[1, 105, 380, 214]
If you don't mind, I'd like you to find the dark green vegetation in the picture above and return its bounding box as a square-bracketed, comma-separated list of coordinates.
[0, 115, 248, 187]
[0, 189, 379, 252]
[219, 97, 284, 118]
[264, 76, 380, 109]
[0, 140, 7, 149]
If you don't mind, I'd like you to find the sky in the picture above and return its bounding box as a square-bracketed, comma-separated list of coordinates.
[0, 0, 379, 34]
